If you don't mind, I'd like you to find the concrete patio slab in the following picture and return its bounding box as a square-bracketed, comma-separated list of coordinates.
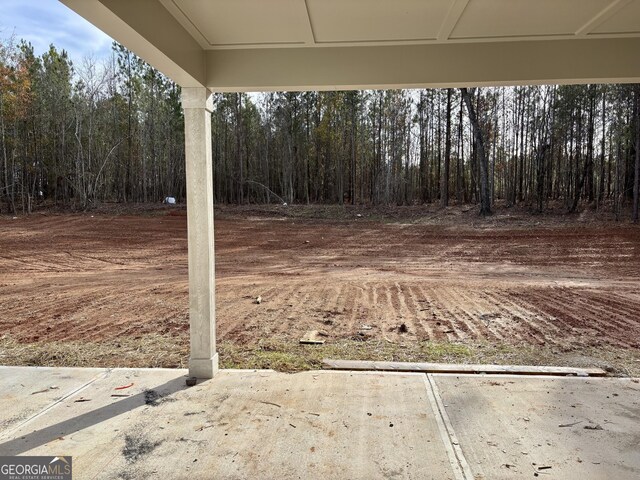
[2, 367, 639, 479]
[0, 367, 457, 479]
[0, 366, 104, 435]
[432, 374, 640, 480]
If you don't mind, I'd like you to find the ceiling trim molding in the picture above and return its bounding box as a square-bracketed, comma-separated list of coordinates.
[576, 0, 634, 36]
[158, 0, 210, 49]
[301, 0, 317, 45]
[437, 0, 470, 42]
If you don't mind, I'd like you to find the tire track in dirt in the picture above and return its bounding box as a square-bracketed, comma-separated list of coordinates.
[425, 286, 471, 341]
[0, 280, 189, 342]
[392, 282, 412, 331]
[448, 287, 513, 343]
[515, 289, 603, 338]
[393, 282, 428, 341]
[476, 290, 550, 345]
[340, 282, 368, 337]
[217, 283, 292, 341]
[417, 285, 457, 341]
[543, 288, 640, 342]
[569, 291, 640, 332]
[579, 290, 640, 327]
[374, 283, 393, 333]
[483, 291, 560, 344]
[503, 290, 588, 345]
[346, 283, 367, 330]
[332, 281, 351, 319]
[402, 283, 432, 340]
[436, 286, 492, 341]
[516, 288, 636, 348]
[405, 284, 434, 340]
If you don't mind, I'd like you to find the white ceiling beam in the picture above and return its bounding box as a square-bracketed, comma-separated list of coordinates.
[205, 37, 640, 92]
[61, 0, 206, 87]
[437, 0, 470, 42]
[61, 0, 205, 87]
[575, 0, 633, 36]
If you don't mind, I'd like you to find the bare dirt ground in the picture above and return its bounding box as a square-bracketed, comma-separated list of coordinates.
[1, 204, 639, 374]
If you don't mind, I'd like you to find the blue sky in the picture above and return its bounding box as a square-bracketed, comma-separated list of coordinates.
[0, 0, 113, 62]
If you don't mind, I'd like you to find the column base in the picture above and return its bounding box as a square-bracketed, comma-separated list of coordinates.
[189, 353, 219, 379]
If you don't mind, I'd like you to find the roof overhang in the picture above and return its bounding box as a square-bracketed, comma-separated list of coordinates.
[60, 0, 640, 91]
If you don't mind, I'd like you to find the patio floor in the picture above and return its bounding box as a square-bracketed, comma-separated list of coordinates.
[0, 366, 638, 479]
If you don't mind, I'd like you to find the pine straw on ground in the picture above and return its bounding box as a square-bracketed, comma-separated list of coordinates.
[0, 335, 189, 370]
[1, 334, 638, 377]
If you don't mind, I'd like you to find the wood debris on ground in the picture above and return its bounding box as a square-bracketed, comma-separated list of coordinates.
[300, 330, 325, 345]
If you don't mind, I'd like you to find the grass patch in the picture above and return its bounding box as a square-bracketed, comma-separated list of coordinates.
[420, 342, 473, 360]
[0, 334, 188, 369]
[1, 335, 638, 376]
[219, 339, 476, 372]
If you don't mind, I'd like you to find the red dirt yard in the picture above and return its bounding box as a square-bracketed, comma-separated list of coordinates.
[1, 205, 639, 374]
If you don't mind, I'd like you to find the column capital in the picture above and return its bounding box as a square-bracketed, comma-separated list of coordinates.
[181, 87, 213, 112]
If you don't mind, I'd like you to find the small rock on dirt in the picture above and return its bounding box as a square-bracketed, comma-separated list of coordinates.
[185, 376, 197, 387]
[300, 330, 325, 344]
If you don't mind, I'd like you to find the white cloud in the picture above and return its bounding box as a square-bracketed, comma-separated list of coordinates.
[0, 0, 114, 63]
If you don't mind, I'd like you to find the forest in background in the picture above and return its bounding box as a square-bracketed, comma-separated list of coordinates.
[1, 39, 639, 220]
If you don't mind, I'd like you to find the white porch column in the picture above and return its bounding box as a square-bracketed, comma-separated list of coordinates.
[182, 87, 218, 379]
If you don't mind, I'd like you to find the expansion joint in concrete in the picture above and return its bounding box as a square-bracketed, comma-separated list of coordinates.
[423, 374, 476, 480]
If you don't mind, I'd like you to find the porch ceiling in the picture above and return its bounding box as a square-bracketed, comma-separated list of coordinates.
[60, 0, 640, 90]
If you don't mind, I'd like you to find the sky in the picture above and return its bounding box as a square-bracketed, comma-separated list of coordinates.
[0, 0, 114, 63]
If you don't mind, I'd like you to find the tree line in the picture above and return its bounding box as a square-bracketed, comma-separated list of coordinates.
[1, 38, 639, 220]
[0, 38, 184, 214]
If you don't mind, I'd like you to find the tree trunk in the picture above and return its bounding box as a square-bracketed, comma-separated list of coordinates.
[461, 88, 491, 215]
[586, 86, 596, 203]
[456, 98, 464, 203]
[351, 112, 356, 205]
[418, 92, 427, 204]
[598, 90, 606, 206]
[633, 85, 640, 223]
[236, 93, 244, 204]
[441, 88, 452, 207]
[518, 90, 525, 203]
